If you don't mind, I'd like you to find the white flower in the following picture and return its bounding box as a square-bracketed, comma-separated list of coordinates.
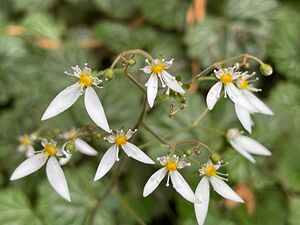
[235, 72, 273, 133]
[17, 134, 37, 158]
[10, 139, 71, 201]
[58, 129, 98, 166]
[226, 128, 272, 163]
[206, 66, 257, 112]
[41, 64, 110, 133]
[194, 160, 244, 225]
[94, 129, 154, 181]
[141, 58, 185, 108]
[143, 154, 200, 203]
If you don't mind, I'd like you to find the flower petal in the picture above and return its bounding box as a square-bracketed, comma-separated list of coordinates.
[84, 86, 110, 133]
[242, 90, 274, 115]
[10, 153, 47, 180]
[141, 65, 152, 74]
[236, 135, 272, 156]
[145, 74, 158, 108]
[170, 171, 200, 203]
[161, 71, 185, 94]
[122, 142, 155, 164]
[234, 104, 254, 133]
[209, 176, 244, 202]
[229, 140, 256, 163]
[194, 177, 210, 225]
[225, 83, 257, 112]
[46, 156, 71, 201]
[41, 83, 82, 120]
[143, 167, 167, 197]
[74, 138, 98, 156]
[206, 81, 222, 110]
[163, 58, 174, 69]
[59, 153, 72, 166]
[94, 145, 119, 181]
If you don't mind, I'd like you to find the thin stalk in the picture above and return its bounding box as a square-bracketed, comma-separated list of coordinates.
[141, 122, 169, 146]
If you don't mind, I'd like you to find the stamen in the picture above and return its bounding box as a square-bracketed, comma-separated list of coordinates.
[166, 173, 171, 187]
[158, 74, 166, 87]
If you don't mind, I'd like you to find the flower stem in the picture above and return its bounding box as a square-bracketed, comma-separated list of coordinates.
[110, 49, 153, 69]
[141, 122, 169, 146]
[125, 73, 146, 93]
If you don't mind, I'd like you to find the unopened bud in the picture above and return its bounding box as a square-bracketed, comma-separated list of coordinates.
[260, 63, 273, 76]
[127, 59, 136, 66]
[104, 68, 114, 80]
[185, 149, 193, 156]
[95, 132, 103, 139]
[210, 153, 221, 164]
[65, 141, 75, 154]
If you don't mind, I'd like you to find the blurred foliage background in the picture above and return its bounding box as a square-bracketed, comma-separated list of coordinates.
[0, 0, 300, 224]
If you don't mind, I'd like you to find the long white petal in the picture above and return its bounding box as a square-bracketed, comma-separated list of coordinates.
[234, 104, 254, 133]
[225, 84, 257, 112]
[161, 71, 185, 94]
[84, 86, 110, 133]
[41, 83, 81, 120]
[10, 153, 47, 180]
[145, 74, 158, 108]
[143, 168, 167, 197]
[242, 90, 274, 115]
[122, 142, 155, 164]
[206, 81, 222, 110]
[170, 171, 200, 203]
[236, 135, 272, 156]
[209, 177, 244, 203]
[74, 138, 98, 156]
[59, 153, 72, 166]
[94, 145, 119, 181]
[229, 140, 256, 163]
[46, 157, 71, 201]
[194, 177, 210, 225]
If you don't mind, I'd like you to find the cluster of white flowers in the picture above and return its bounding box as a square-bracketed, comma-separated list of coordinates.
[10, 58, 274, 225]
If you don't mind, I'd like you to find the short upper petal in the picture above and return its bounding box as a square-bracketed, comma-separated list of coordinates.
[46, 156, 71, 201]
[225, 83, 257, 112]
[242, 90, 274, 115]
[229, 140, 256, 163]
[94, 145, 119, 181]
[84, 86, 110, 133]
[170, 171, 200, 203]
[41, 83, 82, 120]
[236, 135, 272, 156]
[122, 142, 155, 164]
[10, 153, 47, 180]
[143, 167, 167, 197]
[209, 176, 244, 203]
[59, 153, 72, 166]
[206, 81, 222, 110]
[161, 71, 185, 94]
[74, 138, 98, 156]
[234, 104, 254, 133]
[141, 65, 152, 74]
[145, 74, 158, 108]
[194, 177, 210, 225]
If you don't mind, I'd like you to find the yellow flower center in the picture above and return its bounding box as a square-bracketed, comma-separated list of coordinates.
[166, 162, 178, 172]
[115, 136, 127, 146]
[205, 166, 216, 177]
[237, 79, 249, 89]
[220, 73, 233, 84]
[79, 73, 92, 87]
[20, 137, 31, 146]
[151, 64, 165, 74]
[44, 144, 57, 157]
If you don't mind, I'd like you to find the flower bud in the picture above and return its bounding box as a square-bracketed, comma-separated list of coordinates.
[260, 63, 273, 76]
[104, 68, 115, 80]
[127, 59, 136, 66]
[95, 132, 103, 139]
[210, 152, 221, 164]
[64, 141, 75, 154]
[185, 149, 193, 156]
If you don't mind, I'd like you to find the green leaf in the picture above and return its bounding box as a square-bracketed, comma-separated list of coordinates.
[0, 189, 43, 225]
[289, 197, 300, 225]
[92, 0, 138, 20]
[12, 0, 55, 12]
[137, 0, 189, 31]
